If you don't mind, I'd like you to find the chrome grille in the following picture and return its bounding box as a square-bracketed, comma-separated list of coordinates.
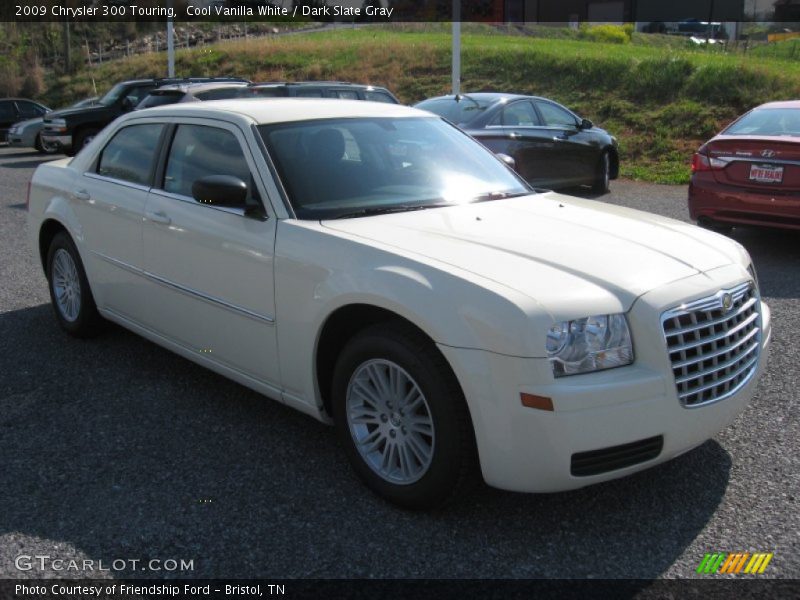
[662, 282, 761, 408]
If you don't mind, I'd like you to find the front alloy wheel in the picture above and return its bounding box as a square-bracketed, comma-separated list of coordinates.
[346, 359, 435, 485]
[332, 322, 478, 509]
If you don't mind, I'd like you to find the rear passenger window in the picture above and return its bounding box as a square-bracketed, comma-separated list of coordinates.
[0, 101, 16, 121]
[364, 91, 396, 104]
[163, 125, 258, 205]
[97, 124, 164, 186]
[492, 102, 540, 127]
[332, 90, 359, 100]
[295, 89, 324, 98]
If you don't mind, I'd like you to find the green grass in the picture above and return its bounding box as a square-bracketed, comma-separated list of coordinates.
[41, 27, 800, 185]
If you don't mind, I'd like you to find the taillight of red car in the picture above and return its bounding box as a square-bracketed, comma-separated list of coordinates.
[691, 152, 727, 173]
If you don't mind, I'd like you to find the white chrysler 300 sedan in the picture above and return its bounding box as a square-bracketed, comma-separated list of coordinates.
[28, 100, 771, 508]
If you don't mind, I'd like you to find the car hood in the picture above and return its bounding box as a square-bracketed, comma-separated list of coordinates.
[322, 192, 741, 317]
[13, 117, 44, 129]
[45, 105, 112, 120]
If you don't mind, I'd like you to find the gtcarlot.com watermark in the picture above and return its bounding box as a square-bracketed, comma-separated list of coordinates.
[15, 554, 195, 573]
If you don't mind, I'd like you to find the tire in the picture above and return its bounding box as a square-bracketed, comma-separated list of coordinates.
[332, 322, 478, 509]
[46, 232, 104, 338]
[591, 151, 611, 194]
[35, 133, 59, 155]
[72, 128, 100, 155]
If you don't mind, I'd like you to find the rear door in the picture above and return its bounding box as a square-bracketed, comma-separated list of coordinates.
[77, 121, 165, 320]
[472, 100, 556, 186]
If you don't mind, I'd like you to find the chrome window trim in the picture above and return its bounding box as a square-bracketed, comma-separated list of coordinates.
[83, 172, 152, 193]
[147, 188, 254, 219]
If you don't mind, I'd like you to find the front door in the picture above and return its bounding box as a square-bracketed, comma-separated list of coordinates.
[142, 121, 280, 386]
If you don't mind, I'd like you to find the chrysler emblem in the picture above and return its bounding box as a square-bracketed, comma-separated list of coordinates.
[721, 293, 734, 312]
[761, 149, 777, 158]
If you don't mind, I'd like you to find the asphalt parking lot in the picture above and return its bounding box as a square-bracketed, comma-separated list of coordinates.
[0, 145, 798, 580]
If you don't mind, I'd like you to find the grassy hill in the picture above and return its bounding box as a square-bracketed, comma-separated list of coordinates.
[39, 26, 800, 184]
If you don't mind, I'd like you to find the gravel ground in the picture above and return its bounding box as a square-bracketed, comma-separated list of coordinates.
[0, 146, 798, 580]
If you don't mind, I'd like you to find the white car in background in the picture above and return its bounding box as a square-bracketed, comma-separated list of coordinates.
[27, 100, 771, 508]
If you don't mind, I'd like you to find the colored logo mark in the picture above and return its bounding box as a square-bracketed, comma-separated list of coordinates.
[697, 552, 773, 574]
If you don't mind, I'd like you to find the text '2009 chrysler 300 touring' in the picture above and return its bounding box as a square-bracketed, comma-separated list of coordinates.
[27, 99, 771, 508]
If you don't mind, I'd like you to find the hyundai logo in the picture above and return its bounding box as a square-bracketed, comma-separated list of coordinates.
[761, 149, 777, 158]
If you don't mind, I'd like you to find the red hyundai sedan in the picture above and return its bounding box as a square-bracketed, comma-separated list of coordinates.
[689, 101, 800, 232]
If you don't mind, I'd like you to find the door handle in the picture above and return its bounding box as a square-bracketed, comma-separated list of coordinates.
[72, 189, 91, 202]
[553, 135, 568, 142]
[146, 210, 172, 225]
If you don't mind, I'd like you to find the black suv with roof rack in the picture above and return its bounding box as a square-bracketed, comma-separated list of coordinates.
[239, 81, 400, 103]
[41, 77, 248, 155]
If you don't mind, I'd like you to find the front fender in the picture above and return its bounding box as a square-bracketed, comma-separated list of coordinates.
[274, 220, 552, 412]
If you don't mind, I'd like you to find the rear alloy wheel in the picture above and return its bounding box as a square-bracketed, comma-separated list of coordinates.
[46, 232, 103, 337]
[591, 151, 611, 194]
[332, 322, 477, 509]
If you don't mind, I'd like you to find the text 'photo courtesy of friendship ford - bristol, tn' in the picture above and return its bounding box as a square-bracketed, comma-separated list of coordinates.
[27, 99, 771, 509]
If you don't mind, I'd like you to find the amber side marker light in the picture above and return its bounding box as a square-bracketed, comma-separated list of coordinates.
[520, 393, 554, 412]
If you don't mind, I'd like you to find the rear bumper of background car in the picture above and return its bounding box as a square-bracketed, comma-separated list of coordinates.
[438, 266, 771, 493]
[689, 174, 800, 230]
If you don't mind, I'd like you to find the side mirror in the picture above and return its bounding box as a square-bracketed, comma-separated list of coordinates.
[579, 118, 593, 130]
[192, 175, 248, 207]
[496, 153, 516, 171]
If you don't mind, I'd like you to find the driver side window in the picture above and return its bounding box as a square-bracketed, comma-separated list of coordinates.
[535, 101, 578, 128]
[163, 124, 260, 207]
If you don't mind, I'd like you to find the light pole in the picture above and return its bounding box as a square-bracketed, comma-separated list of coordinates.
[452, 0, 461, 96]
[167, 0, 175, 78]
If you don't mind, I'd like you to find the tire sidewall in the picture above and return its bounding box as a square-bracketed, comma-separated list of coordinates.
[332, 327, 468, 509]
[46, 232, 99, 336]
[594, 151, 610, 194]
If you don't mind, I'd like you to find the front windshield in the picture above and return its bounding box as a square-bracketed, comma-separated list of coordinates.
[259, 117, 530, 220]
[724, 108, 800, 137]
[99, 83, 128, 106]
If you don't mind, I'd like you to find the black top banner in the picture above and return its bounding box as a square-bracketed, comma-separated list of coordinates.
[1, 0, 789, 24]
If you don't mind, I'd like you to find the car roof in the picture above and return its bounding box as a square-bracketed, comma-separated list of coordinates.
[249, 81, 391, 91]
[151, 81, 250, 94]
[754, 101, 800, 110]
[419, 93, 538, 104]
[137, 98, 428, 124]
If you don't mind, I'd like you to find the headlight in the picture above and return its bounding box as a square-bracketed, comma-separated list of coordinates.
[747, 263, 759, 292]
[546, 313, 634, 378]
[47, 119, 67, 132]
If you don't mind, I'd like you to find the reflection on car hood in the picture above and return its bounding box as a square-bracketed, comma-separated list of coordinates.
[322, 192, 741, 314]
[45, 105, 113, 120]
[12, 117, 44, 129]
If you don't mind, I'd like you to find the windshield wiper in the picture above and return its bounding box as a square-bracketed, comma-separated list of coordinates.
[471, 191, 531, 202]
[334, 203, 452, 219]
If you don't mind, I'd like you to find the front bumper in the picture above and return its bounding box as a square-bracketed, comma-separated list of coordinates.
[40, 134, 72, 152]
[439, 264, 772, 493]
[689, 174, 800, 230]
